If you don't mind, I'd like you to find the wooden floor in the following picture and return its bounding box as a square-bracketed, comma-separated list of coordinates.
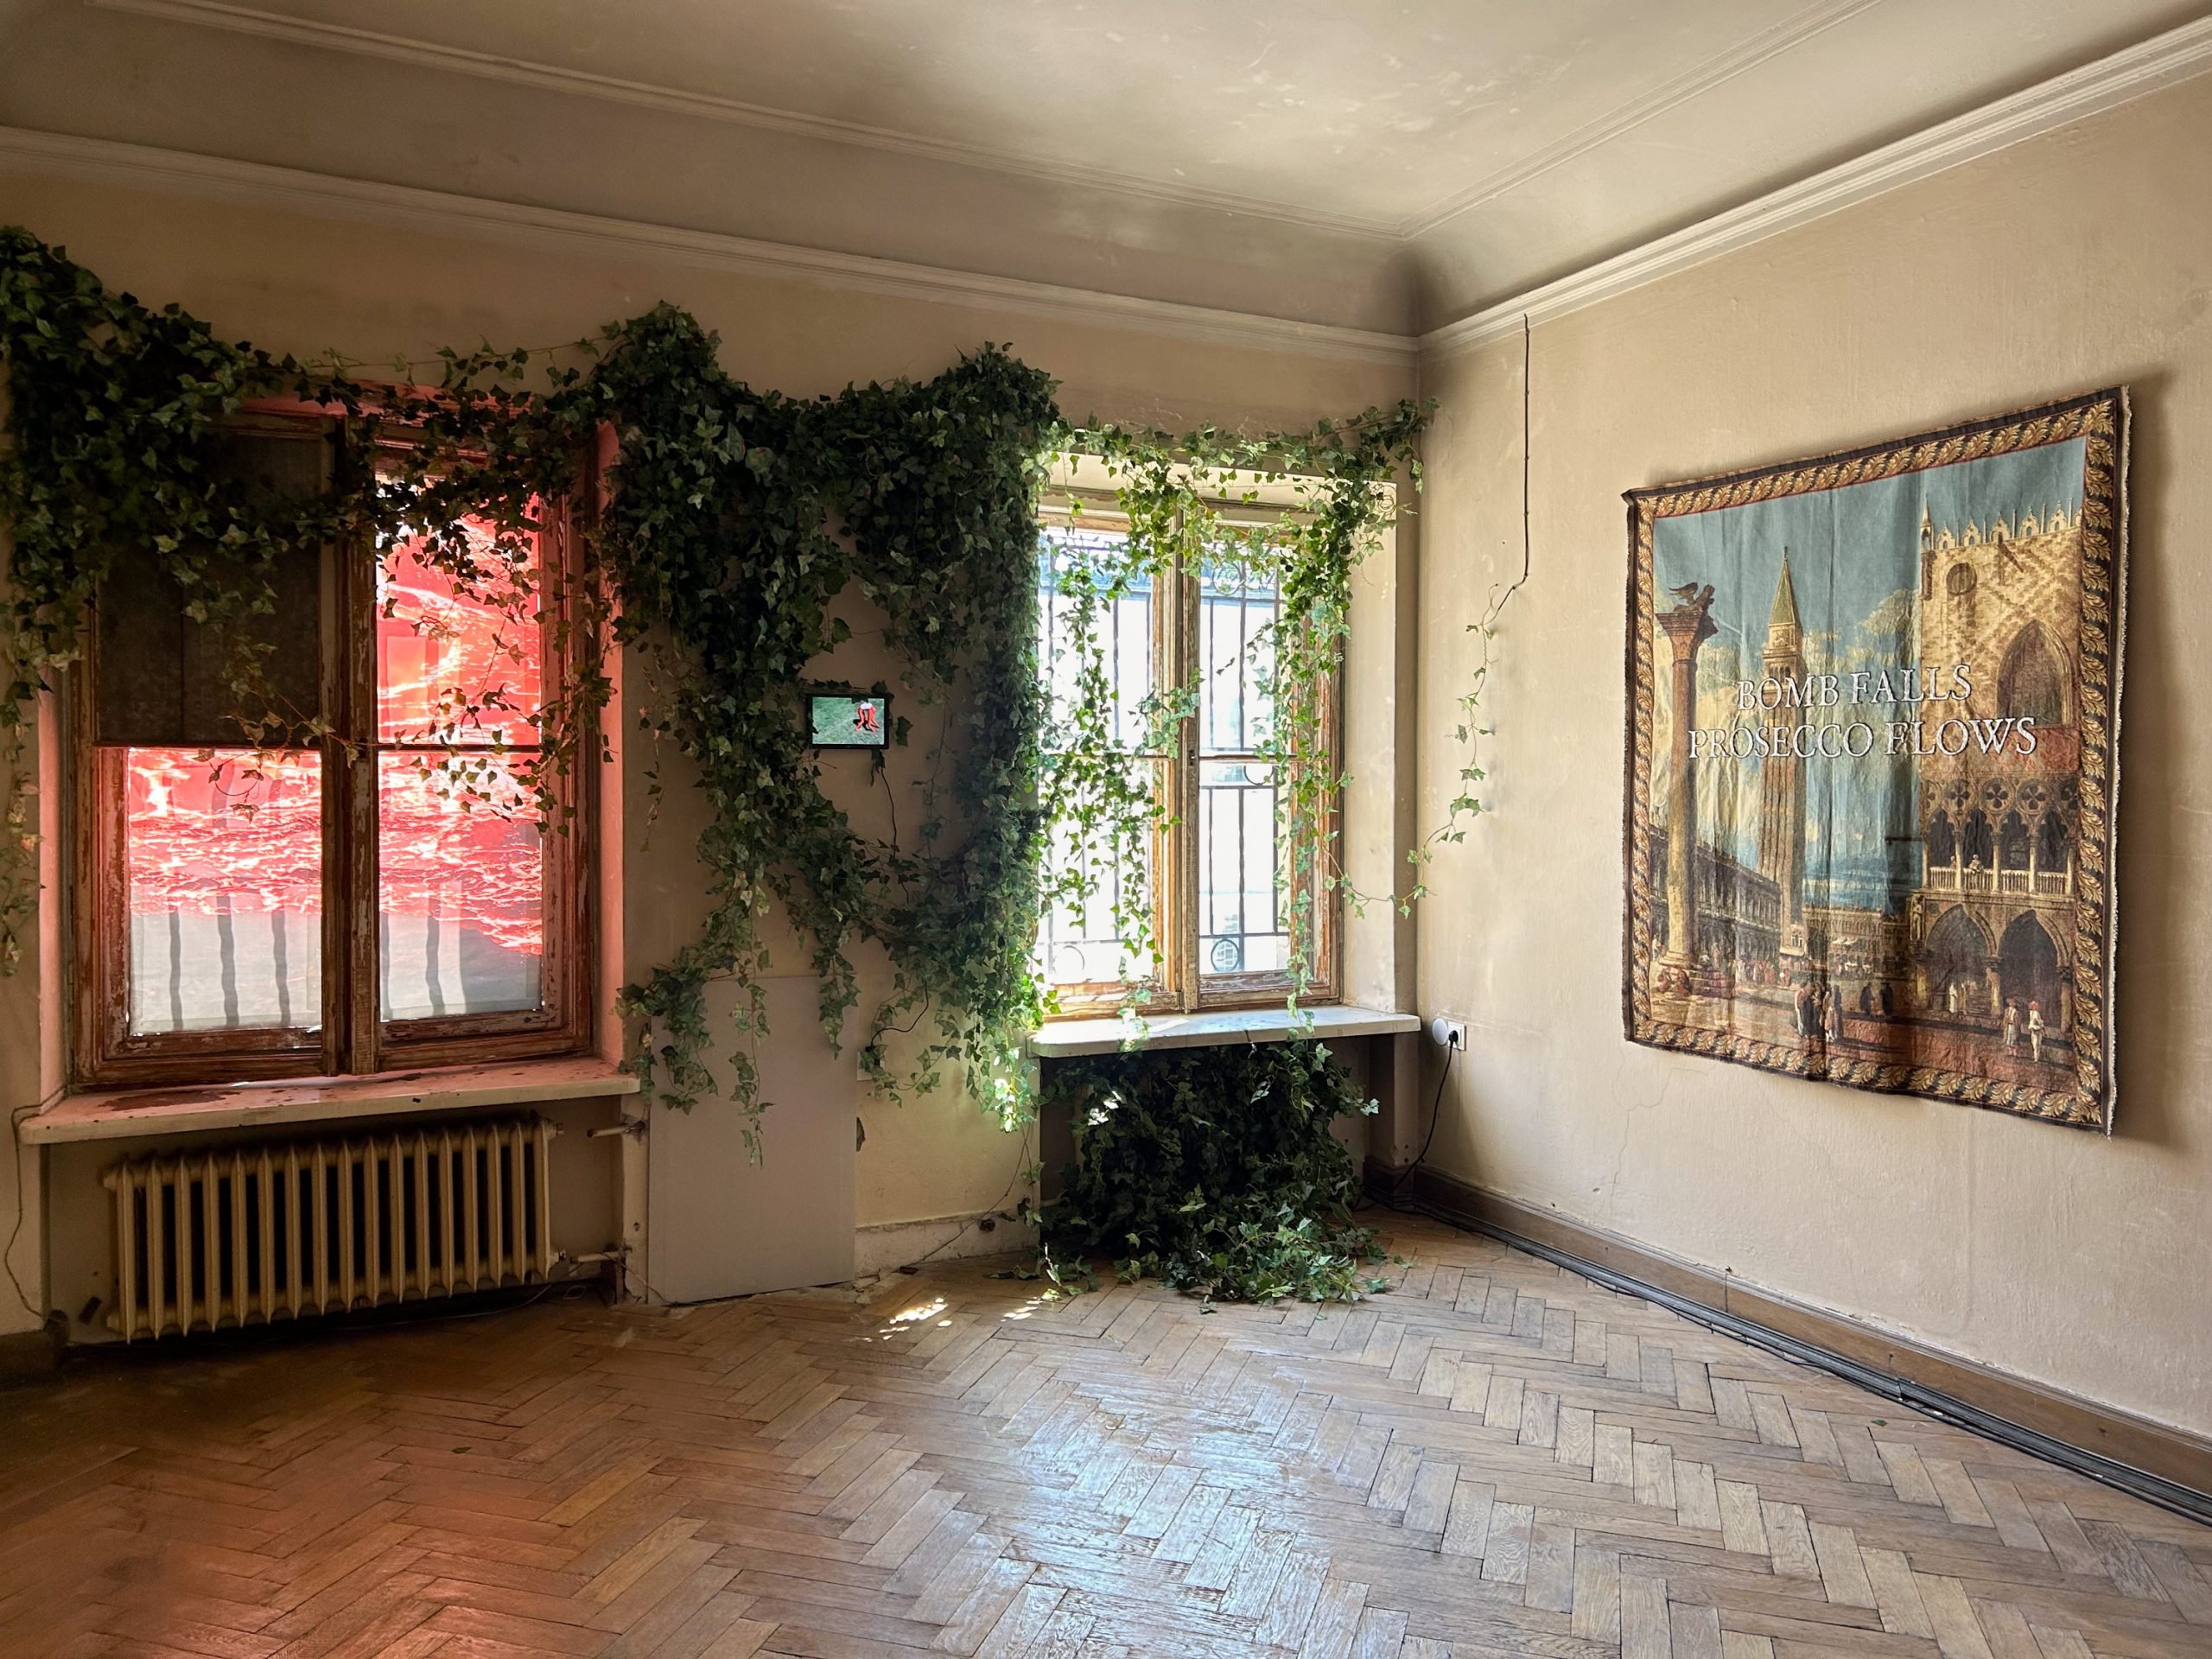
[3, 1214, 2209, 1659]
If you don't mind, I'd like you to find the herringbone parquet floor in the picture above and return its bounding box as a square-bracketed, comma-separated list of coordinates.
[3, 1215, 2208, 1659]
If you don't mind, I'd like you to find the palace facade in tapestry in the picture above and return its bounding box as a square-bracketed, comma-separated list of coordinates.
[1622, 391, 2126, 1129]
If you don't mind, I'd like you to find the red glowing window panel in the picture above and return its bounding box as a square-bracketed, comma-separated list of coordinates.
[82, 414, 592, 1088]
[377, 758, 545, 1021]
[123, 749, 322, 1036]
[376, 512, 550, 1024]
[377, 515, 544, 747]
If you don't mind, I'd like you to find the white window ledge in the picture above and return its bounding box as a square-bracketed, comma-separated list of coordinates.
[20, 1057, 640, 1146]
[1027, 1005, 1420, 1059]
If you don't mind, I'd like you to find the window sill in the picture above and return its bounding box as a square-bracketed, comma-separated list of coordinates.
[1027, 1004, 1420, 1059]
[20, 1057, 640, 1147]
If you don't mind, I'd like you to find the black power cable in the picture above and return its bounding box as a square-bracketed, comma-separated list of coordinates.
[1383, 1032, 1459, 1208]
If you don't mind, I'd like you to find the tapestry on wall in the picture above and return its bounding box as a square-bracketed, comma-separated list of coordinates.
[1621, 390, 2126, 1131]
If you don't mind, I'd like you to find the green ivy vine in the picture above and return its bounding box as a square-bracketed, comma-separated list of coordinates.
[1039, 408, 1432, 1003]
[576, 308, 1060, 1124]
[1034, 1039, 1386, 1303]
[0, 230, 1058, 1134]
[0, 226, 1441, 1253]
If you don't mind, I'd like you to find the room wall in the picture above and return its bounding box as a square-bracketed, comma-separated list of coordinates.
[0, 158, 1412, 1332]
[0, 709, 45, 1343]
[1414, 72, 2212, 1436]
[0, 0, 1416, 334]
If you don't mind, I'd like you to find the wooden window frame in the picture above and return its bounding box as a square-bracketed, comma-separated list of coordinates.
[1039, 490, 1341, 1020]
[69, 406, 595, 1089]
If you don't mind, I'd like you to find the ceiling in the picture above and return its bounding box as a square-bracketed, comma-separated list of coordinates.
[3, 0, 2209, 334]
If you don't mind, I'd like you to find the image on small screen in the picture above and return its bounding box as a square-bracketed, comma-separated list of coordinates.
[809, 693, 890, 748]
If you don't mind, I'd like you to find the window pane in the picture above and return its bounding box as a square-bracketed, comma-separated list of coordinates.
[1039, 526, 1154, 747]
[1037, 525, 1160, 992]
[1035, 759, 1163, 991]
[1198, 561, 1290, 980]
[99, 541, 324, 747]
[100, 429, 330, 747]
[1198, 759, 1287, 976]
[378, 516, 543, 746]
[124, 749, 321, 1035]
[1198, 562, 1278, 756]
[378, 757, 545, 1021]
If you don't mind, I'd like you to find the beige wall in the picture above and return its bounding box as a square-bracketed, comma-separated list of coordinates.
[1414, 73, 2212, 1436]
[0, 161, 1411, 1332]
[0, 715, 43, 1339]
[20, 54, 2202, 1433]
[0, 0, 1416, 334]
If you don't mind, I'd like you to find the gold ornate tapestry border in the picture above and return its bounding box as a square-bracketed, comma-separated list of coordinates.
[1620, 388, 2126, 1131]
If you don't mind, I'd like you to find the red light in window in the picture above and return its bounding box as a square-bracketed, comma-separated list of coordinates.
[378, 515, 543, 745]
[378, 759, 544, 1020]
[375, 510, 550, 1021]
[126, 750, 323, 918]
[122, 510, 561, 1039]
[124, 749, 322, 1034]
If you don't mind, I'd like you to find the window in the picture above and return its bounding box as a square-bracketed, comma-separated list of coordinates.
[73, 412, 591, 1087]
[1034, 495, 1338, 1014]
[1998, 621, 2065, 726]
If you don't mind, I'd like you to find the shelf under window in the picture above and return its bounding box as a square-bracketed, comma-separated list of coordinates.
[22, 1056, 639, 1146]
[1027, 1004, 1419, 1059]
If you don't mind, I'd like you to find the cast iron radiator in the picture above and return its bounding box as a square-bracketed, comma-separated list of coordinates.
[103, 1116, 557, 1339]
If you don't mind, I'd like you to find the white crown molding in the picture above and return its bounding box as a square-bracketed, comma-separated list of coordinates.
[0, 126, 1419, 366]
[8, 12, 2207, 381]
[1396, 0, 1884, 238]
[86, 0, 1402, 243]
[74, 0, 2212, 312]
[1421, 14, 2212, 359]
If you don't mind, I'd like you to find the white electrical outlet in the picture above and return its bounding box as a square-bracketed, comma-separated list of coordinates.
[1429, 1015, 1466, 1050]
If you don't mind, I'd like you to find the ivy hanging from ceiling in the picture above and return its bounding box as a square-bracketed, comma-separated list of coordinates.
[0, 226, 1432, 1161]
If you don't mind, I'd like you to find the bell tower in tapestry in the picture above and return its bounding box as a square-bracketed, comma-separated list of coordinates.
[1757, 551, 1808, 957]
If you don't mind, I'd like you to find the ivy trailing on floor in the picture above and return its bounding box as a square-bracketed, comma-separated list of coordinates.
[1036, 1040, 1387, 1303]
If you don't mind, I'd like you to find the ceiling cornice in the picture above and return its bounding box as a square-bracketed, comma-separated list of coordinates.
[1421, 13, 2212, 358]
[86, 0, 1405, 241]
[4, 18, 2206, 378]
[81, 0, 2202, 270]
[1395, 0, 1885, 239]
[0, 125, 1421, 366]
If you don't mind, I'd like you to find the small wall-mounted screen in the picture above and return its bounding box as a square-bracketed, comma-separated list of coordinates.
[808, 693, 890, 748]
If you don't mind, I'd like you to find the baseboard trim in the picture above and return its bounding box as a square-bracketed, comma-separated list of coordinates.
[855, 1212, 1038, 1277]
[1368, 1160, 2212, 1524]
